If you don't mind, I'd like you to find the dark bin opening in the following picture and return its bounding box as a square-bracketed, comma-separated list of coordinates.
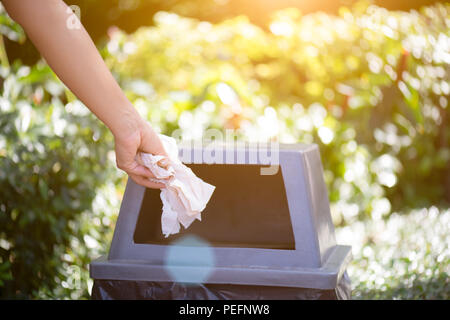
[133, 164, 295, 250]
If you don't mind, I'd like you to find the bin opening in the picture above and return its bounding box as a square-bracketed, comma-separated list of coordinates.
[133, 164, 295, 250]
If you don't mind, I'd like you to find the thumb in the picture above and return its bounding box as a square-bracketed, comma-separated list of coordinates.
[128, 162, 155, 178]
[118, 155, 154, 178]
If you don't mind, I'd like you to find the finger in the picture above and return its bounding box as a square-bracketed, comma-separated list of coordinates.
[127, 163, 156, 179]
[118, 161, 155, 178]
[133, 157, 170, 180]
[128, 162, 155, 178]
[116, 146, 155, 178]
[129, 173, 166, 189]
[132, 164, 170, 181]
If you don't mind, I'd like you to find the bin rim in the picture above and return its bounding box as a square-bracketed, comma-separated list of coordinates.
[89, 244, 352, 290]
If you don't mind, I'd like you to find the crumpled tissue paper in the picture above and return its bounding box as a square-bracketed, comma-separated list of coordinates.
[137, 134, 215, 237]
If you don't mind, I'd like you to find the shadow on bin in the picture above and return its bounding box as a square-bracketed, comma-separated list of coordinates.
[90, 143, 352, 299]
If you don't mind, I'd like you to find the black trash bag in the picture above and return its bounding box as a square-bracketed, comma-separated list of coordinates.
[91, 272, 351, 300]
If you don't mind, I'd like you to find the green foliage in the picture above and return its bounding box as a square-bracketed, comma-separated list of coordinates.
[337, 207, 449, 299]
[0, 2, 25, 68]
[106, 3, 450, 225]
[0, 5, 121, 298]
[0, 59, 121, 298]
[0, 6, 25, 43]
[1, 1, 449, 300]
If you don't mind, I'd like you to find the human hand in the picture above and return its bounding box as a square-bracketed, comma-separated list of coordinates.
[1, 0, 169, 189]
[112, 113, 168, 189]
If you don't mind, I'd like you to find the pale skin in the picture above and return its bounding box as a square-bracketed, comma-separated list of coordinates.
[2, 0, 167, 189]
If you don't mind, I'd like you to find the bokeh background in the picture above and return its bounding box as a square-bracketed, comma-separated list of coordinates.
[0, 0, 449, 299]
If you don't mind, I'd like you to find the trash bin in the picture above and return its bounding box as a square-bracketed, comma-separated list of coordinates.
[89, 143, 352, 299]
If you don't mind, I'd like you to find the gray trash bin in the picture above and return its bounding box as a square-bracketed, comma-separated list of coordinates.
[90, 143, 352, 299]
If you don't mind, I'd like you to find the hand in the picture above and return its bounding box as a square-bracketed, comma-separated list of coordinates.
[1, 0, 168, 189]
[113, 114, 168, 189]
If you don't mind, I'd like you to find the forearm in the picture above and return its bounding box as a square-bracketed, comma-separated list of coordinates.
[2, 0, 139, 137]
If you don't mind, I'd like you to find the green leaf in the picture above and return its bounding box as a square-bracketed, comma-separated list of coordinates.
[38, 178, 48, 201]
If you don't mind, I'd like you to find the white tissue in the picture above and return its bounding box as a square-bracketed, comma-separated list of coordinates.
[137, 134, 215, 237]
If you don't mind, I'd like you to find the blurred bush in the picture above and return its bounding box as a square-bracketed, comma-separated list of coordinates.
[336, 206, 449, 299]
[0, 1, 449, 299]
[0, 5, 121, 298]
[106, 2, 450, 225]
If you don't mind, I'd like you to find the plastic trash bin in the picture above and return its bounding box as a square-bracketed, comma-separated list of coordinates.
[89, 143, 352, 299]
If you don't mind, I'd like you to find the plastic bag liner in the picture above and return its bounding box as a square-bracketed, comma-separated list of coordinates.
[91, 272, 351, 300]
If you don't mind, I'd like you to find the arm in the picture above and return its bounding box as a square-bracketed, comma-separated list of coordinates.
[2, 0, 166, 188]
